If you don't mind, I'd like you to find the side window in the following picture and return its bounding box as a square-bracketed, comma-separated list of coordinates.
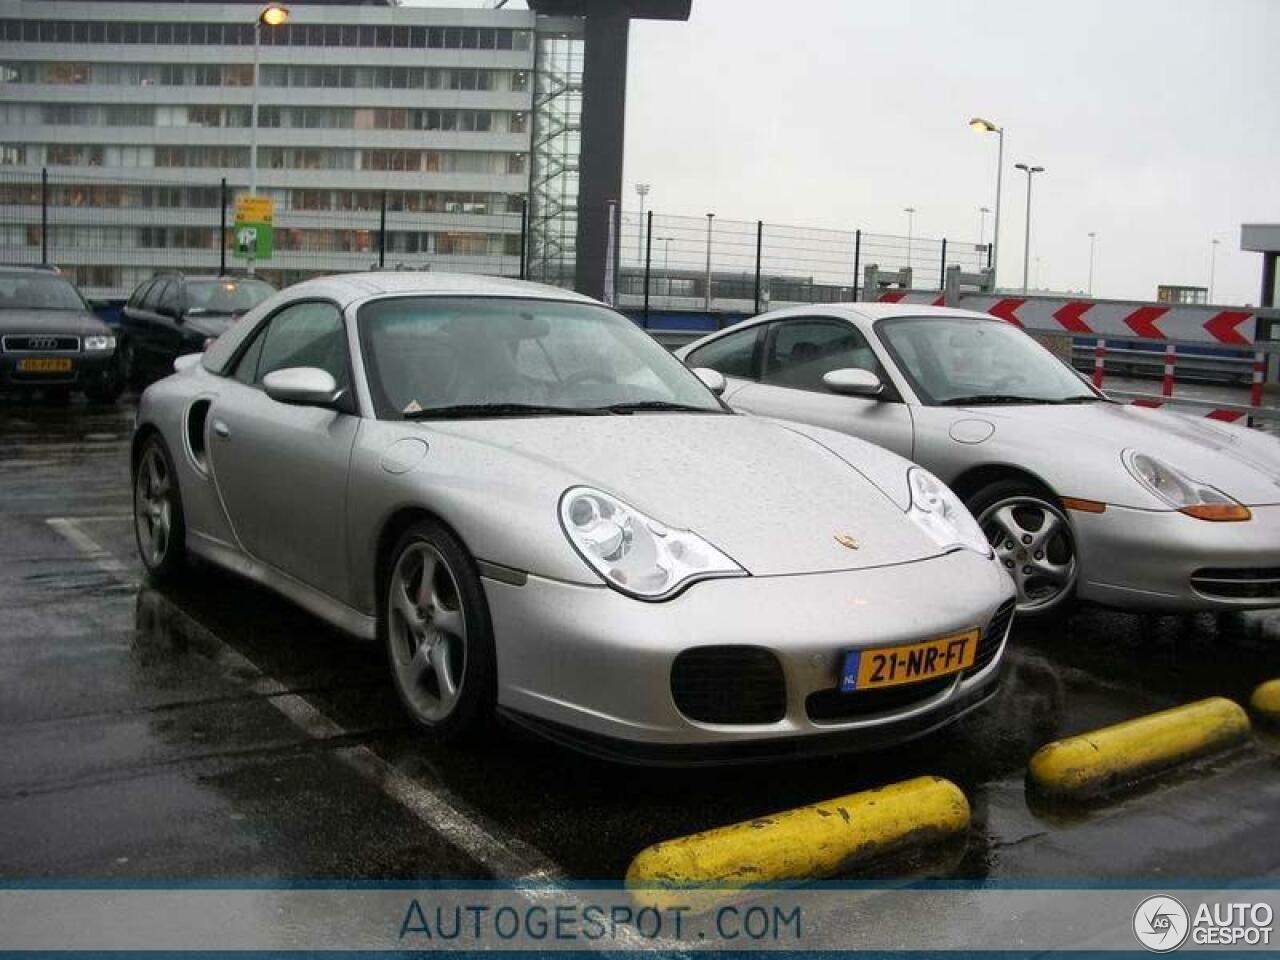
[763, 319, 881, 392]
[141, 278, 169, 311]
[231, 325, 267, 384]
[254, 301, 349, 387]
[685, 326, 761, 380]
[156, 280, 180, 316]
[128, 279, 155, 309]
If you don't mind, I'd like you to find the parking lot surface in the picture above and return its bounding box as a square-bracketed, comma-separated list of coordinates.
[2, 396, 1279, 891]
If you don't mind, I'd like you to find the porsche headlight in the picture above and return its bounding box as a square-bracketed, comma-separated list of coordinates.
[559, 487, 745, 600]
[1122, 450, 1251, 521]
[83, 335, 116, 351]
[907, 467, 992, 557]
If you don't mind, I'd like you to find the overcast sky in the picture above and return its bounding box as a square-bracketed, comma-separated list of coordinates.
[439, 0, 1280, 304]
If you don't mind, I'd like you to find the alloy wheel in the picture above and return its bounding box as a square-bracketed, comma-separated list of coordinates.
[979, 495, 1078, 613]
[134, 444, 173, 568]
[387, 541, 468, 724]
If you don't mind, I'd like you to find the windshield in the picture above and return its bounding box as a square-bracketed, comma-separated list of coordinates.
[358, 296, 727, 420]
[185, 278, 275, 314]
[0, 273, 88, 312]
[876, 316, 1100, 405]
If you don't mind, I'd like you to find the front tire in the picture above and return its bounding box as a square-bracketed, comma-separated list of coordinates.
[133, 434, 187, 582]
[382, 519, 495, 740]
[967, 479, 1078, 616]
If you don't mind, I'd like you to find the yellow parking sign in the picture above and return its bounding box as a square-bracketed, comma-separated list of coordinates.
[233, 195, 274, 260]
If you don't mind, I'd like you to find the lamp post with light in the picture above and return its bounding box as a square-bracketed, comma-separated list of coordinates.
[634, 183, 650, 265]
[1014, 162, 1045, 295]
[250, 4, 289, 198]
[969, 117, 1004, 286]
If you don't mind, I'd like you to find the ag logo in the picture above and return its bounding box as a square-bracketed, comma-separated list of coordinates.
[1133, 895, 1190, 952]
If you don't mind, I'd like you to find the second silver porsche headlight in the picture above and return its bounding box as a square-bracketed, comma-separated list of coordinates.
[559, 487, 745, 600]
[907, 467, 992, 557]
[1122, 450, 1251, 521]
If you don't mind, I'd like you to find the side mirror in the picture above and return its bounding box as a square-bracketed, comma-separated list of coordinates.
[823, 367, 884, 398]
[692, 367, 727, 397]
[263, 367, 341, 407]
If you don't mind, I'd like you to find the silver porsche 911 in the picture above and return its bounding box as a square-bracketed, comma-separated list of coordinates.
[678, 304, 1280, 615]
[131, 274, 1014, 762]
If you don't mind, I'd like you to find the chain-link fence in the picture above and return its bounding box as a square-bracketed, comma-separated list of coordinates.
[0, 168, 526, 298]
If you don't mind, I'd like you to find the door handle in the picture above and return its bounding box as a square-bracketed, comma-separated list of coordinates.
[212, 420, 230, 440]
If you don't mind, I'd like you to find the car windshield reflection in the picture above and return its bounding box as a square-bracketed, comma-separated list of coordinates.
[358, 296, 727, 420]
[876, 316, 1101, 406]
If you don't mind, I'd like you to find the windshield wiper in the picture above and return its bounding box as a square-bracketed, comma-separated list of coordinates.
[600, 401, 724, 414]
[939, 394, 1057, 406]
[402, 402, 611, 420]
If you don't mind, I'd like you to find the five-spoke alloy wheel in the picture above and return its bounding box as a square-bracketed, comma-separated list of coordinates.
[133, 435, 187, 580]
[969, 480, 1078, 615]
[383, 520, 494, 739]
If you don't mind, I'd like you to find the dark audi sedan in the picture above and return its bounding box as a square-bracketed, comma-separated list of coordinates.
[119, 272, 275, 386]
[0, 265, 123, 404]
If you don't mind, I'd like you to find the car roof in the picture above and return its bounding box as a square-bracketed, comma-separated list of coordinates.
[282, 270, 602, 307]
[763, 302, 996, 324]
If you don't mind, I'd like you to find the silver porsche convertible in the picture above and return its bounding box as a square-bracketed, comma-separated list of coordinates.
[679, 304, 1280, 615]
[131, 274, 1014, 762]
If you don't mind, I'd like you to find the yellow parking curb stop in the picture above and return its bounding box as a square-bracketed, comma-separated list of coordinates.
[1249, 679, 1280, 726]
[625, 776, 969, 906]
[1027, 696, 1251, 802]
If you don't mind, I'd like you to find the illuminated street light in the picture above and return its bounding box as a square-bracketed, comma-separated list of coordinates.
[970, 117, 1004, 286]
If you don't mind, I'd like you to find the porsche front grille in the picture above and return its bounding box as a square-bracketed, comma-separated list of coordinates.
[670, 646, 786, 725]
[1191, 567, 1280, 601]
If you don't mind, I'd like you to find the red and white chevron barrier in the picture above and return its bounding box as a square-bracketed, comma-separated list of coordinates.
[1125, 397, 1249, 423]
[875, 291, 1259, 346]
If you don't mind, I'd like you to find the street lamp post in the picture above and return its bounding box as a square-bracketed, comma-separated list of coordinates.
[969, 117, 1004, 286]
[903, 207, 915, 272]
[704, 213, 714, 311]
[1014, 162, 1045, 295]
[248, 4, 289, 276]
[1209, 238, 1220, 302]
[1087, 231, 1097, 296]
[634, 183, 650, 265]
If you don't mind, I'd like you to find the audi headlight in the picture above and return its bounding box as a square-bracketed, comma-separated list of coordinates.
[907, 467, 992, 557]
[1122, 450, 1250, 521]
[559, 487, 745, 600]
[83, 335, 116, 352]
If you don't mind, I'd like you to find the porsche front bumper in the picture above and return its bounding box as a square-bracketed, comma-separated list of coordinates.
[481, 549, 1015, 763]
[1074, 503, 1280, 611]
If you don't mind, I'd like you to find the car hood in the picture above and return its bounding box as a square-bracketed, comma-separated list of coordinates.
[947, 400, 1280, 506]
[422, 414, 944, 576]
[0, 309, 108, 337]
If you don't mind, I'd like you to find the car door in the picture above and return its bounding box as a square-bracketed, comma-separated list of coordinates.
[206, 299, 360, 601]
[129, 278, 179, 379]
[726, 316, 916, 459]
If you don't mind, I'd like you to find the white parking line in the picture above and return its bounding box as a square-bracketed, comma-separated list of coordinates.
[45, 514, 567, 887]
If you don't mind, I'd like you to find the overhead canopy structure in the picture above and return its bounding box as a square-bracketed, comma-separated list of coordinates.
[528, 0, 692, 299]
[1241, 224, 1279, 308]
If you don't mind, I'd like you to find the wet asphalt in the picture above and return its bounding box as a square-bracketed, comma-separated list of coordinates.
[2, 394, 1279, 888]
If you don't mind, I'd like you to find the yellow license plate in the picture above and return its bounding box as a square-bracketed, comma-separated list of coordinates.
[840, 628, 980, 692]
[17, 357, 72, 373]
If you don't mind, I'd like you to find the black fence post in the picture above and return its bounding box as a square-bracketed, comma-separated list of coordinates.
[753, 220, 763, 314]
[40, 167, 48, 266]
[219, 177, 228, 275]
[378, 189, 387, 268]
[518, 198, 528, 280]
[642, 209, 653, 327]
[987, 241, 994, 271]
[939, 238, 947, 291]
[852, 228, 862, 301]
